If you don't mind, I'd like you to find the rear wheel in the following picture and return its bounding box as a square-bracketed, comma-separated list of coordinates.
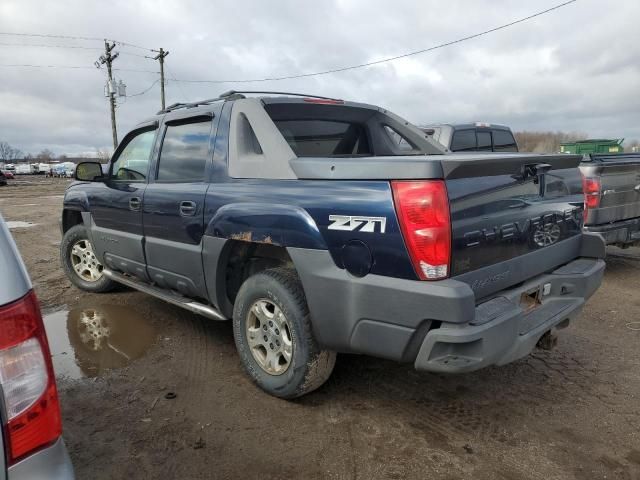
[61, 224, 116, 293]
[233, 267, 336, 398]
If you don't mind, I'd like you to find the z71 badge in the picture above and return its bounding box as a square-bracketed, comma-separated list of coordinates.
[328, 215, 387, 233]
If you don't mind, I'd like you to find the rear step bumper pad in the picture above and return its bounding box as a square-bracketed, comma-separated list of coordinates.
[413, 258, 605, 373]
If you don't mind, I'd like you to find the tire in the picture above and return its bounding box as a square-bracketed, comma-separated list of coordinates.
[233, 267, 336, 399]
[60, 224, 116, 293]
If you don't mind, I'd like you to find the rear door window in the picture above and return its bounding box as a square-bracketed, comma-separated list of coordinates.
[492, 130, 518, 152]
[273, 120, 371, 157]
[157, 120, 212, 182]
[450, 129, 476, 151]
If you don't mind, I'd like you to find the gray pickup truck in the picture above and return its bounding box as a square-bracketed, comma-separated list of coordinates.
[580, 153, 640, 247]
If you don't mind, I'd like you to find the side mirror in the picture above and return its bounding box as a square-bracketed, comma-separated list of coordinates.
[75, 162, 105, 182]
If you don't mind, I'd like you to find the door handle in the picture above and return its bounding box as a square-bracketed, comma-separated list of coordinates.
[129, 197, 141, 211]
[635, 184, 640, 193]
[179, 200, 197, 216]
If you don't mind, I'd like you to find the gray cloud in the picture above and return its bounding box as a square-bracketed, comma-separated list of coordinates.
[1, 0, 639, 155]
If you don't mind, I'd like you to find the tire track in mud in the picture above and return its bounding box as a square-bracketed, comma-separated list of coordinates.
[142, 303, 212, 478]
[330, 349, 619, 480]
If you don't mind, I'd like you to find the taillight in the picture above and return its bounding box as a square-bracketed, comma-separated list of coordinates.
[391, 180, 451, 280]
[0, 290, 62, 465]
[581, 173, 601, 222]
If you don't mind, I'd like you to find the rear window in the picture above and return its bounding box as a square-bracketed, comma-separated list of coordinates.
[450, 129, 476, 151]
[493, 130, 518, 152]
[477, 131, 492, 151]
[273, 120, 371, 157]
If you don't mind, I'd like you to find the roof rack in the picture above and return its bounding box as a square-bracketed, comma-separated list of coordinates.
[218, 90, 343, 101]
[157, 90, 343, 114]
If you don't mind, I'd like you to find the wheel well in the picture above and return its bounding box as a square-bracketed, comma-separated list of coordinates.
[221, 241, 295, 308]
[62, 209, 84, 233]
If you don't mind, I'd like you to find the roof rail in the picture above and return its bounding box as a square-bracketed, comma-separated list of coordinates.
[157, 90, 343, 115]
[218, 90, 343, 101]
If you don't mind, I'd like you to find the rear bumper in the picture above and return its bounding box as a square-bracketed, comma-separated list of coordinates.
[8, 438, 74, 480]
[585, 217, 640, 245]
[414, 258, 604, 372]
[289, 239, 605, 373]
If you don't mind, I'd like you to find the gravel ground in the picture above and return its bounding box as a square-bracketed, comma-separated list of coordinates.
[1, 177, 639, 480]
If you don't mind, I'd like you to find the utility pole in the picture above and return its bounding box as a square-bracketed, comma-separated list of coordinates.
[153, 48, 169, 110]
[97, 41, 119, 149]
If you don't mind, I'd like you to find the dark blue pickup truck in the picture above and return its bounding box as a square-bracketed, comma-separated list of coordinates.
[60, 91, 605, 398]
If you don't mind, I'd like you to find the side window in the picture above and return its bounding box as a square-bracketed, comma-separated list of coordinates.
[476, 131, 492, 151]
[110, 129, 156, 181]
[157, 120, 212, 182]
[450, 129, 476, 152]
[384, 125, 417, 152]
[493, 130, 518, 152]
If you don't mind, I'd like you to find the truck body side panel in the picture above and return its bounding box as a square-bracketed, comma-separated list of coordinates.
[202, 179, 416, 280]
[581, 155, 640, 225]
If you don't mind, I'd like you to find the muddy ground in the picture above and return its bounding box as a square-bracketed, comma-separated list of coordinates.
[1, 177, 639, 480]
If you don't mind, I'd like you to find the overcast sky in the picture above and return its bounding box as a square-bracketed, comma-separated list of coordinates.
[1, 0, 639, 156]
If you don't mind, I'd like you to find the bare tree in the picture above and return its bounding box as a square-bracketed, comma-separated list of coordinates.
[36, 149, 55, 163]
[95, 148, 112, 163]
[514, 131, 588, 153]
[625, 139, 640, 152]
[0, 141, 13, 162]
[9, 147, 23, 161]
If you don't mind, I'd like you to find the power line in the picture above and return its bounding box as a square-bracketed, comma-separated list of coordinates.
[0, 42, 153, 58]
[0, 42, 102, 51]
[0, 63, 95, 69]
[0, 1, 576, 84]
[0, 31, 154, 52]
[113, 40, 153, 52]
[128, 78, 161, 97]
[0, 32, 104, 42]
[165, 65, 190, 101]
[0, 63, 158, 73]
[171, 0, 577, 84]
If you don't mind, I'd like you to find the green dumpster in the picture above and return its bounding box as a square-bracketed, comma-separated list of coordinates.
[560, 139, 624, 154]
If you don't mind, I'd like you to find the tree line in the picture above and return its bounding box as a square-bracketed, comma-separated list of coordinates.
[0, 141, 112, 164]
[514, 131, 639, 153]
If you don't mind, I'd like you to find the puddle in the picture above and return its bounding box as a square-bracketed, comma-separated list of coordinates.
[43, 305, 156, 379]
[6, 221, 37, 229]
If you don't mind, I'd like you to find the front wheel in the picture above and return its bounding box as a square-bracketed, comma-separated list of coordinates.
[61, 224, 116, 293]
[233, 267, 336, 399]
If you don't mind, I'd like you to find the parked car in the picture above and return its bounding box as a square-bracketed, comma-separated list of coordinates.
[580, 152, 640, 247]
[0, 215, 75, 479]
[0, 171, 6, 186]
[1, 170, 15, 180]
[61, 91, 605, 398]
[421, 122, 518, 152]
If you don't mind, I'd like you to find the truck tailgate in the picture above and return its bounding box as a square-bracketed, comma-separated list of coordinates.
[580, 153, 640, 225]
[445, 154, 585, 299]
